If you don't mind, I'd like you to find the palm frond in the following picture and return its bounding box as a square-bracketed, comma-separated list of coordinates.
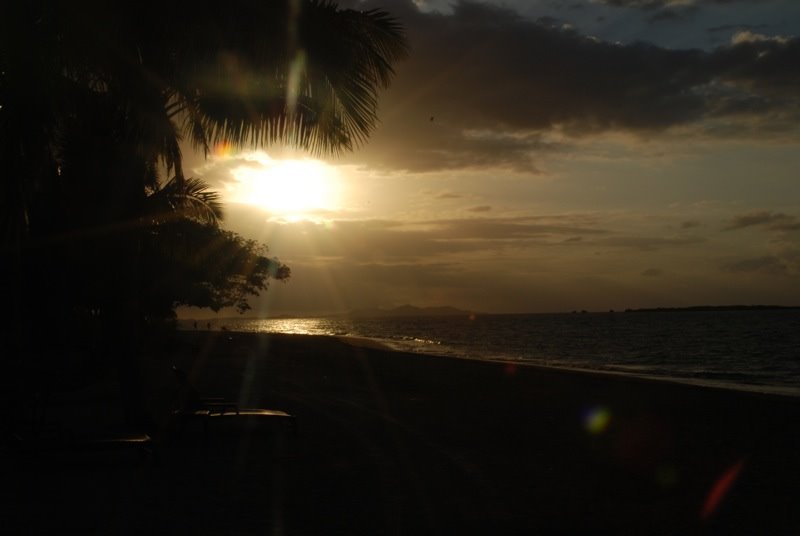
[169, 0, 408, 156]
[146, 176, 223, 225]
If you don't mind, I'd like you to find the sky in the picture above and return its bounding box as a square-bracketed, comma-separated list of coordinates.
[181, 0, 800, 317]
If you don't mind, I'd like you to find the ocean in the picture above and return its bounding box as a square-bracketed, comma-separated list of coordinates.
[182, 310, 800, 396]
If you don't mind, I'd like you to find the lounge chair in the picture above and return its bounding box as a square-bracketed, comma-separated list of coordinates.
[170, 366, 297, 440]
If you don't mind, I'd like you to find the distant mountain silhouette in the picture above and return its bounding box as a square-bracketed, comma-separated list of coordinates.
[346, 305, 476, 318]
[624, 305, 800, 313]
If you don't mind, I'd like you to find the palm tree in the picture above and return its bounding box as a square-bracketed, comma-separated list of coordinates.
[2, 0, 407, 310]
[166, 1, 409, 156]
[1, 0, 407, 426]
[3, 0, 407, 230]
[144, 176, 224, 227]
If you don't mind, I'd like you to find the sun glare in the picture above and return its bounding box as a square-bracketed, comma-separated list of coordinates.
[227, 153, 341, 220]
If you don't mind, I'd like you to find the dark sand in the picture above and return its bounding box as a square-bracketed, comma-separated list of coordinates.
[4, 330, 800, 534]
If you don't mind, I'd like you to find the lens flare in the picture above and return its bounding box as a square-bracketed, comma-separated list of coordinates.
[213, 141, 234, 157]
[701, 459, 745, 521]
[583, 406, 612, 434]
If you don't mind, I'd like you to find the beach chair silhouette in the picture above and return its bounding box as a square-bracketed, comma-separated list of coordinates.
[170, 366, 297, 440]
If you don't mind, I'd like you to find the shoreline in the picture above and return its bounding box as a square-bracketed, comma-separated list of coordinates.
[8, 329, 798, 534]
[377, 338, 800, 399]
[233, 328, 800, 399]
[183, 331, 800, 534]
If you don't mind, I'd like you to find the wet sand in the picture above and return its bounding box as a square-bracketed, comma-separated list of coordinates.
[4, 330, 800, 534]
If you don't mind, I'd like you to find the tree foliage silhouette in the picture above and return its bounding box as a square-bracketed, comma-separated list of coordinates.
[0, 1, 407, 424]
[1, 0, 406, 319]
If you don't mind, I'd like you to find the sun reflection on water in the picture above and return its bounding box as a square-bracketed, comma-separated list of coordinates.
[234, 317, 342, 336]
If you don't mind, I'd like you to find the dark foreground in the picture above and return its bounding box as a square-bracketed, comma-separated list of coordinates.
[3, 331, 800, 534]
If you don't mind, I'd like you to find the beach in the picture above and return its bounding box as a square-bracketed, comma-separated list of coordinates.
[4, 330, 800, 534]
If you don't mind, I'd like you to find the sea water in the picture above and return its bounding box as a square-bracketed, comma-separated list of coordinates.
[182, 310, 800, 396]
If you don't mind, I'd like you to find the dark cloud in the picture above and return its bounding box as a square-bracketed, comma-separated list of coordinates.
[596, 0, 750, 9]
[467, 205, 492, 212]
[224, 205, 707, 270]
[773, 222, 800, 232]
[721, 255, 788, 275]
[577, 0, 761, 24]
[435, 192, 462, 199]
[719, 212, 800, 278]
[707, 23, 769, 34]
[641, 268, 663, 277]
[342, 1, 800, 172]
[647, 8, 693, 24]
[681, 220, 701, 229]
[596, 235, 706, 251]
[594, 0, 669, 7]
[423, 215, 611, 242]
[725, 211, 800, 231]
[535, 16, 561, 27]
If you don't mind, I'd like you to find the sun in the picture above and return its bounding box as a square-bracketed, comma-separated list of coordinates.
[227, 153, 341, 220]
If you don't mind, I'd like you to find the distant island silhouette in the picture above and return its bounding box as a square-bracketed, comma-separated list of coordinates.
[623, 305, 800, 313]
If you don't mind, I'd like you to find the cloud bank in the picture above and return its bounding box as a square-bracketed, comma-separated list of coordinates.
[340, 0, 799, 172]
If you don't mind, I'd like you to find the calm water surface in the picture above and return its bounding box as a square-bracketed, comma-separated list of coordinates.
[183, 311, 800, 396]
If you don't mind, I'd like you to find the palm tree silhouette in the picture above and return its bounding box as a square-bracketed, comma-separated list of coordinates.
[2, 0, 406, 298]
[1, 0, 407, 425]
[2, 0, 407, 232]
[145, 177, 224, 227]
